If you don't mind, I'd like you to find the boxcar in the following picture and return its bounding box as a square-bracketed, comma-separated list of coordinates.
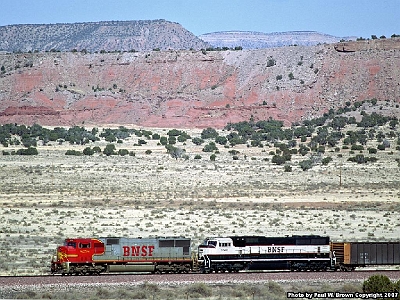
[331, 242, 400, 271]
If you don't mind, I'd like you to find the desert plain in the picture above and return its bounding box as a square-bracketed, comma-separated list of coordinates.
[0, 123, 399, 276]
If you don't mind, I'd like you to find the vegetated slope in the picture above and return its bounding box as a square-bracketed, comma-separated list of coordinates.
[0, 20, 209, 52]
[199, 31, 355, 49]
[0, 38, 399, 128]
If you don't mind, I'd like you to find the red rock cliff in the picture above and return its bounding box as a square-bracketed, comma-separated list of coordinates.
[0, 40, 399, 128]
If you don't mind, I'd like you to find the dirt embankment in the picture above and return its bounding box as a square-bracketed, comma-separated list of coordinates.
[0, 39, 399, 128]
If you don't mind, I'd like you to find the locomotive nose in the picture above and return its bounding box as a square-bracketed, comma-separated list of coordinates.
[57, 246, 68, 262]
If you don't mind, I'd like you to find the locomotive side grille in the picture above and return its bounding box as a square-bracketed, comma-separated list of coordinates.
[106, 238, 120, 245]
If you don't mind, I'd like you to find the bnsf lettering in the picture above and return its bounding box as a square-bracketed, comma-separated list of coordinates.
[267, 246, 285, 253]
[123, 245, 155, 257]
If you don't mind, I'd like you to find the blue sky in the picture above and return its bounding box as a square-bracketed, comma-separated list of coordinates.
[1, 0, 399, 38]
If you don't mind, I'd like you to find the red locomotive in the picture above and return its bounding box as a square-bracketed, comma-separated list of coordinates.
[51, 237, 193, 275]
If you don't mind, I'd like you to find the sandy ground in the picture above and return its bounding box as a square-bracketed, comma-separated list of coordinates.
[0, 125, 399, 275]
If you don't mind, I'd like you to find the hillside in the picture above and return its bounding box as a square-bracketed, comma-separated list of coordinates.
[199, 31, 355, 49]
[0, 38, 399, 128]
[0, 20, 209, 52]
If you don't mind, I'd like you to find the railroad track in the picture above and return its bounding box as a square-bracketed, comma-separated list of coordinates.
[1, 270, 400, 288]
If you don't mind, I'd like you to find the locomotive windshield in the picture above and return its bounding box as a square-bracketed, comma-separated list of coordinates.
[65, 241, 76, 248]
[201, 238, 217, 247]
[208, 241, 217, 247]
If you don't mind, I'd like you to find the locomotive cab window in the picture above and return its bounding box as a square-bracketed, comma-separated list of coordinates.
[208, 241, 217, 247]
[66, 241, 76, 248]
[219, 243, 231, 247]
[79, 243, 91, 249]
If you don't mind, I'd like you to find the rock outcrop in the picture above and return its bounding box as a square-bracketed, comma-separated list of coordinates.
[199, 31, 354, 49]
[0, 20, 209, 52]
[0, 38, 399, 128]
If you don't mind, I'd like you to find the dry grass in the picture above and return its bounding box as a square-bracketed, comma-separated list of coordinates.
[0, 124, 399, 275]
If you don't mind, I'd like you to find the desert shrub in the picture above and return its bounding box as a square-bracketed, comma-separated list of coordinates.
[165, 145, 185, 159]
[321, 156, 333, 165]
[152, 133, 160, 140]
[201, 127, 218, 139]
[21, 137, 37, 148]
[145, 149, 152, 155]
[103, 144, 116, 156]
[65, 149, 82, 156]
[210, 153, 216, 161]
[16, 147, 38, 155]
[177, 133, 190, 143]
[363, 275, 396, 293]
[267, 57, 276, 67]
[118, 149, 129, 156]
[202, 142, 218, 152]
[298, 145, 310, 156]
[167, 129, 183, 136]
[159, 136, 168, 145]
[299, 159, 313, 171]
[347, 154, 378, 164]
[377, 144, 386, 150]
[284, 164, 292, 172]
[272, 154, 290, 165]
[168, 136, 176, 144]
[194, 154, 202, 159]
[317, 145, 325, 153]
[348, 154, 366, 164]
[185, 283, 212, 298]
[83, 147, 94, 156]
[368, 147, 377, 154]
[192, 137, 204, 145]
[215, 135, 227, 145]
[351, 144, 364, 151]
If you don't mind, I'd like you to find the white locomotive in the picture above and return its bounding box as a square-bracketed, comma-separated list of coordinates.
[198, 235, 335, 272]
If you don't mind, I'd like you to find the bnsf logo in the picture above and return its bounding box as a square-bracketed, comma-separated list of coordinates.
[267, 246, 285, 253]
[123, 245, 155, 257]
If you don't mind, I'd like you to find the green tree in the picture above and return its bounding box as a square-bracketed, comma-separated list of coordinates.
[159, 136, 168, 145]
[215, 135, 227, 145]
[299, 159, 313, 171]
[83, 147, 94, 156]
[103, 144, 116, 156]
[202, 142, 218, 152]
[201, 127, 219, 139]
[118, 149, 129, 156]
[65, 149, 82, 156]
[17, 147, 38, 155]
[165, 144, 185, 159]
[192, 137, 204, 145]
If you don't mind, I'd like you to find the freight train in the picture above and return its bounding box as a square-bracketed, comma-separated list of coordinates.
[50, 235, 400, 275]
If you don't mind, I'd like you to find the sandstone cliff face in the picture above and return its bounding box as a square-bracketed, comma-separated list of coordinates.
[0, 39, 399, 128]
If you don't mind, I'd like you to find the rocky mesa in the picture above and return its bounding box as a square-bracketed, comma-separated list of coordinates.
[0, 38, 400, 128]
